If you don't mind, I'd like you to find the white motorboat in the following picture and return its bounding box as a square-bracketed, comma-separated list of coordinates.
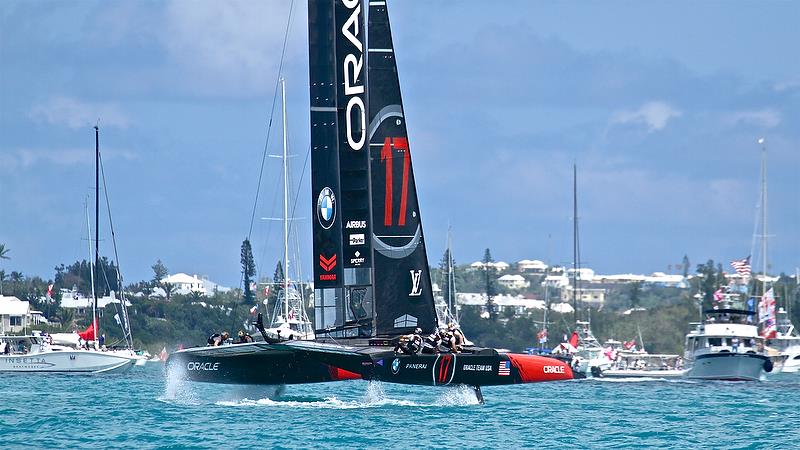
[683, 294, 773, 381]
[602, 351, 686, 379]
[767, 308, 800, 373]
[0, 334, 135, 374]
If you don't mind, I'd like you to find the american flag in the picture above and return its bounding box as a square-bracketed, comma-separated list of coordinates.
[730, 256, 751, 276]
[498, 361, 511, 376]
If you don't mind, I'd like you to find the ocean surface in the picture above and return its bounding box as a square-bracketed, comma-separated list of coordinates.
[1, 364, 798, 449]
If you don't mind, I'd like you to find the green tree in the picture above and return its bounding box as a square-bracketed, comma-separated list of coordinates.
[438, 247, 456, 310]
[482, 248, 497, 320]
[267, 261, 285, 314]
[241, 239, 256, 305]
[151, 259, 168, 286]
[682, 254, 690, 278]
[628, 281, 643, 309]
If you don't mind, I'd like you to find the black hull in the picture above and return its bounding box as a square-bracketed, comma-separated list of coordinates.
[166, 341, 582, 386]
[166, 343, 360, 385]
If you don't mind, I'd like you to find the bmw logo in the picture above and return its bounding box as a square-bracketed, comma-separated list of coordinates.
[317, 187, 336, 230]
[391, 358, 400, 374]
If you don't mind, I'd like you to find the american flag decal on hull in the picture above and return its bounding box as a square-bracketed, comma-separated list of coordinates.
[498, 361, 511, 376]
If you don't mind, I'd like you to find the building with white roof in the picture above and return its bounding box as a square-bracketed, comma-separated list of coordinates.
[158, 273, 231, 297]
[469, 261, 510, 271]
[497, 274, 530, 290]
[457, 292, 545, 316]
[57, 288, 131, 317]
[0, 295, 34, 334]
[517, 259, 548, 273]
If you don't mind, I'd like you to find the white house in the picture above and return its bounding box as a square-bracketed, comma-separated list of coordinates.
[469, 261, 510, 271]
[560, 285, 605, 305]
[517, 259, 548, 273]
[457, 292, 545, 316]
[158, 273, 231, 297]
[542, 274, 569, 289]
[0, 295, 31, 334]
[497, 274, 530, 290]
[57, 289, 131, 316]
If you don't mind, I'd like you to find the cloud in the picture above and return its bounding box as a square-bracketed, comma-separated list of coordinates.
[29, 96, 131, 129]
[611, 101, 682, 132]
[0, 148, 137, 170]
[723, 109, 781, 128]
[160, 0, 297, 96]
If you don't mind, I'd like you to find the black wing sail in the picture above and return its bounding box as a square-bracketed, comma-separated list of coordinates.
[309, 0, 374, 338]
[368, 2, 438, 336]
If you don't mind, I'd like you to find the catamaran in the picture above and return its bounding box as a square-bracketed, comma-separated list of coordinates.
[167, 0, 581, 400]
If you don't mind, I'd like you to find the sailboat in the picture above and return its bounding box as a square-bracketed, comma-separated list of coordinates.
[0, 127, 136, 374]
[262, 78, 315, 342]
[553, 165, 609, 376]
[167, 0, 581, 400]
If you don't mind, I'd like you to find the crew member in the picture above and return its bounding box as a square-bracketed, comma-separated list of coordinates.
[439, 327, 459, 353]
[208, 331, 229, 346]
[449, 323, 466, 351]
[237, 330, 254, 344]
[394, 328, 423, 355]
[422, 330, 441, 354]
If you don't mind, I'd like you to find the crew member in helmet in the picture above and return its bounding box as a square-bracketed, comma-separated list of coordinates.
[394, 327, 423, 355]
[449, 323, 466, 352]
[422, 330, 441, 354]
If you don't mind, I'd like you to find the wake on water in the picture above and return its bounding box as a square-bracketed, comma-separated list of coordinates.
[163, 378, 481, 409]
[161, 362, 481, 408]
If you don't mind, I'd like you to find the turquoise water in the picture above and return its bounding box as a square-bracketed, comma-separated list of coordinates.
[1, 365, 798, 449]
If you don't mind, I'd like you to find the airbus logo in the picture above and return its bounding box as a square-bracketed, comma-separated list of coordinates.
[345, 220, 367, 229]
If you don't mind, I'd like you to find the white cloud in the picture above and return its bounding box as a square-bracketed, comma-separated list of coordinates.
[161, 1, 296, 95]
[611, 101, 682, 132]
[0, 148, 136, 170]
[29, 96, 131, 129]
[724, 109, 781, 128]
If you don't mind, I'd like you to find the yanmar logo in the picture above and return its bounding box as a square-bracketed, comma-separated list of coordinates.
[341, 0, 365, 151]
[319, 254, 337, 281]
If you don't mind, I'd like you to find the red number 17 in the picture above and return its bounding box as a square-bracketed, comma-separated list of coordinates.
[380, 137, 410, 227]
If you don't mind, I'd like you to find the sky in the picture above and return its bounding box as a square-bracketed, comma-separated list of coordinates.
[1, 1, 798, 288]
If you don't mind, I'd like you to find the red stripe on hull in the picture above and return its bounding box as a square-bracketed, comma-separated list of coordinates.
[507, 354, 575, 382]
[328, 366, 362, 381]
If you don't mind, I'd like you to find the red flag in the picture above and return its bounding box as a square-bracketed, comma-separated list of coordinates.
[568, 331, 579, 348]
[78, 322, 96, 341]
[47, 284, 54, 297]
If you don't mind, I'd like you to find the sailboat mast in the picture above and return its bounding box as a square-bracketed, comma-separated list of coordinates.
[93, 125, 100, 350]
[281, 78, 289, 321]
[85, 200, 97, 349]
[760, 139, 768, 298]
[572, 163, 578, 323]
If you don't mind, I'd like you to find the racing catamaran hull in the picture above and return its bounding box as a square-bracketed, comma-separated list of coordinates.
[166, 343, 360, 385]
[166, 341, 580, 386]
